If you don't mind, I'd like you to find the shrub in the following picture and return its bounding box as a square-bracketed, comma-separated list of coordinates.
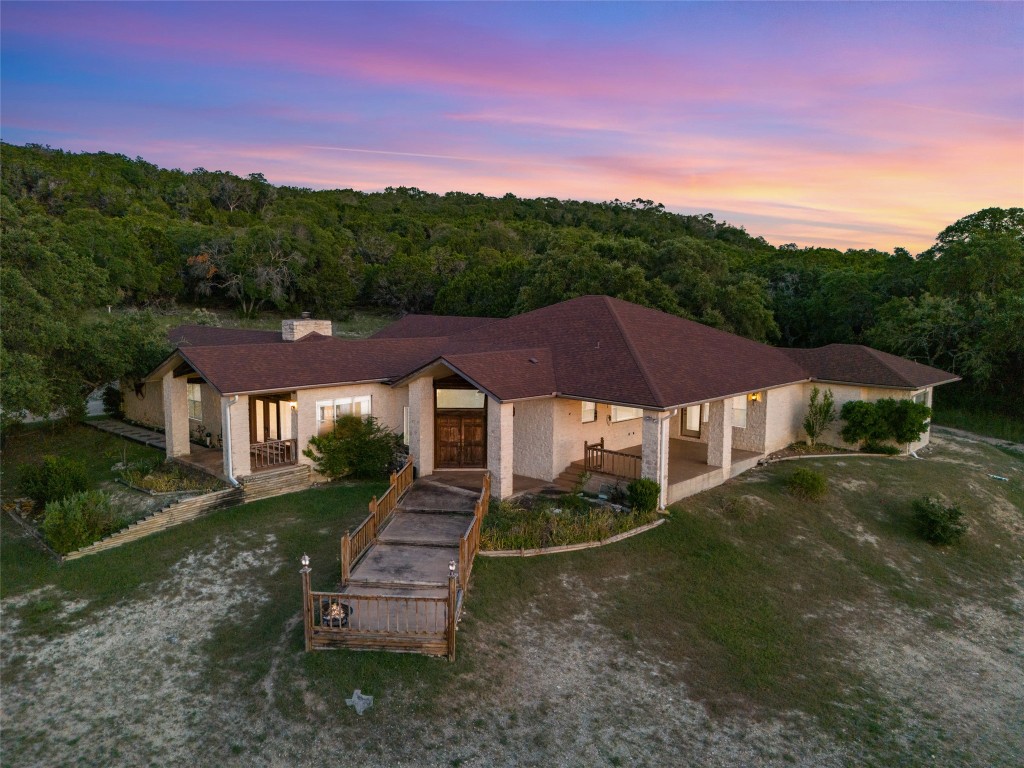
[302, 415, 401, 480]
[786, 467, 828, 501]
[803, 386, 836, 446]
[840, 401, 886, 446]
[20, 455, 89, 506]
[912, 496, 966, 545]
[102, 385, 124, 418]
[627, 478, 661, 513]
[840, 398, 932, 450]
[42, 490, 121, 554]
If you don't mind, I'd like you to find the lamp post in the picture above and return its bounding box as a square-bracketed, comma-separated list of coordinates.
[300, 554, 313, 651]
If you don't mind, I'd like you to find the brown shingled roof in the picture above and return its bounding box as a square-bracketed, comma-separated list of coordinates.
[370, 314, 498, 339]
[782, 345, 960, 389]
[162, 295, 957, 404]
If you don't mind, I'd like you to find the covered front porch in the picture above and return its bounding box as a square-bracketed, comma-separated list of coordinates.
[577, 439, 762, 503]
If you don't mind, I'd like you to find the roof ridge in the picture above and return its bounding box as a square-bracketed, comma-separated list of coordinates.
[603, 296, 667, 407]
[859, 345, 917, 388]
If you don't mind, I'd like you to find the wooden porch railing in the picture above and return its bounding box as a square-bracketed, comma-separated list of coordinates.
[458, 472, 491, 592]
[341, 455, 415, 584]
[250, 438, 298, 469]
[302, 577, 458, 659]
[583, 438, 641, 480]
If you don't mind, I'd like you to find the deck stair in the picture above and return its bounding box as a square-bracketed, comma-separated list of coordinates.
[553, 460, 627, 494]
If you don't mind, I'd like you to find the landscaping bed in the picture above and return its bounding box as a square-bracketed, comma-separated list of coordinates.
[480, 493, 660, 552]
[118, 460, 226, 495]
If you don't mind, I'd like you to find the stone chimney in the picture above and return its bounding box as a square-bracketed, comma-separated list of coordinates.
[282, 312, 332, 341]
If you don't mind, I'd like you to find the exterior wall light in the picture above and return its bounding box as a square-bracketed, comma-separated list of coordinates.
[748, 392, 763, 403]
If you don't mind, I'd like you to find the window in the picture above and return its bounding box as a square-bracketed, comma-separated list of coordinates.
[316, 395, 371, 434]
[436, 389, 486, 409]
[680, 404, 701, 437]
[610, 405, 643, 423]
[187, 383, 202, 421]
[732, 396, 747, 429]
[581, 401, 597, 423]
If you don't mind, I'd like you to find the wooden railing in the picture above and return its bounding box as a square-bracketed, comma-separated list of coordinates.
[458, 472, 491, 592]
[250, 439, 298, 469]
[341, 455, 415, 584]
[584, 438, 641, 480]
[302, 576, 458, 659]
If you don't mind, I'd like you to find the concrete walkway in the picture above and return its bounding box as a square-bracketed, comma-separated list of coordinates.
[345, 479, 478, 596]
[87, 419, 167, 450]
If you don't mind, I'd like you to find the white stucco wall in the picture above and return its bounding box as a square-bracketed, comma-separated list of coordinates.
[295, 383, 407, 472]
[764, 383, 807, 453]
[550, 398, 645, 478]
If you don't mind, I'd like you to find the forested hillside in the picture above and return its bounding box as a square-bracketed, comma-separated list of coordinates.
[2, 142, 1021, 431]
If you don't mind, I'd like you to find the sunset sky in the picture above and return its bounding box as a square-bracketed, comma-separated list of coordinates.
[2, 2, 1021, 251]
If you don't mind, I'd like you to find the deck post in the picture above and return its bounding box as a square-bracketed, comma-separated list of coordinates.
[341, 532, 351, 585]
[447, 568, 458, 661]
[300, 555, 313, 652]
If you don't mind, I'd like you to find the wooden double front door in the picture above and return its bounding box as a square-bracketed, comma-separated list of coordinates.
[435, 412, 486, 468]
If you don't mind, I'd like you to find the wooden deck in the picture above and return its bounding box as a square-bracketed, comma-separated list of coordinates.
[302, 462, 490, 659]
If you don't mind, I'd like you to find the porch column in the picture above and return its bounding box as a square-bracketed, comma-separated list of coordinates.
[222, 395, 250, 479]
[408, 376, 434, 477]
[641, 409, 671, 509]
[487, 398, 514, 499]
[707, 398, 733, 471]
[162, 371, 190, 458]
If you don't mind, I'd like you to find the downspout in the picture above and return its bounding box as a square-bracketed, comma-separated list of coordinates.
[223, 395, 240, 487]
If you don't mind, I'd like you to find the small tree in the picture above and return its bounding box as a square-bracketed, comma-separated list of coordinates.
[803, 386, 836, 446]
[302, 415, 400, 480]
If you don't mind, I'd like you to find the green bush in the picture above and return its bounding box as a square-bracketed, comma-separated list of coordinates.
[627, 478, 661, 513]
[912, 497, 967, 545]
[786, 467, 828, 501]
[840, 398, 932, 449]
[20, 455, 89, 505]
[42, 490, 121, 554]
[480, 497, 658, 551]
[302, 415, 401, 480]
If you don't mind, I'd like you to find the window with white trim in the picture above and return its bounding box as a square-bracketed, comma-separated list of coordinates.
[187, 383, 202, 421]
[581, 401, 597, 423]
[316, 395, 371, 435]
[681, 404, 702, 437]
[610, 405, 643, 423]
[732, 396, 747, 429]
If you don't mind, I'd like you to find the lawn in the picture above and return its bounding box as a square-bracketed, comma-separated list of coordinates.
[2, 431, 1022, 767]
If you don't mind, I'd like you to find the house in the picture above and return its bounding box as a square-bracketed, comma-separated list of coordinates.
[124, 296, 958, 507]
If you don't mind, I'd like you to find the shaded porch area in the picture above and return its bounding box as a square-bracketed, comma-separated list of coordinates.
[572, 438, 763, 504]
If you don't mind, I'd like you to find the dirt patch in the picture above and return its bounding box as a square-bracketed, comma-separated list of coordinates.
[837, 588, 1024, 766]
[1, 535, 279, 768]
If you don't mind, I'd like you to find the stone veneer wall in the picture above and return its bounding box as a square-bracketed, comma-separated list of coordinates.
[513, 399, 554, 480]
[281, 319, 332, 341]
[121, 379, 166, 428]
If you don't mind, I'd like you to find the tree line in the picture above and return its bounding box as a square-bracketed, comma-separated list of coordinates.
[2, 142, 1020, 432]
